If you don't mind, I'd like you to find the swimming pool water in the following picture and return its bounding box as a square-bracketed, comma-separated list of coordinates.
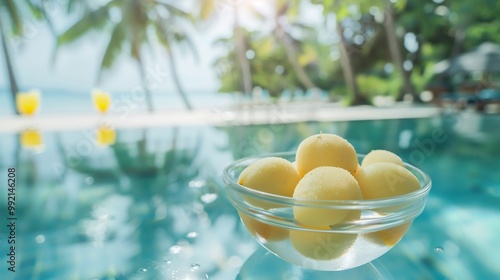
[0, 111, 499, 279]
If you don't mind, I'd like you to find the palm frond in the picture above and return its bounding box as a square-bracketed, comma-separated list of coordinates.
[21, 0, 39, 19]
[290, 21, 315, 33]
[66, 0, 85, 14]
[178, 32, 199, 62]
[153, 1, 191, 19]
[29, 1, 57, 37]
[98, 21, 126, 80]
[4, 0, 23, 35]
[154, 18, 199, 61]
[213, 36, 233, 46]
[57, 5, 111, 45]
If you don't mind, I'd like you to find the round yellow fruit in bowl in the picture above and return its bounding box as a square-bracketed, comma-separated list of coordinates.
[237, 157, 299, 241]
[295, 133, 358, 177]
[361, 149, 404, 167]
[355, 162, 420, 200]
[238, 211, 289, 242]
[354, 162, 420, 246]
[293, 166, 362, 227]
[238, 157, 299, 206]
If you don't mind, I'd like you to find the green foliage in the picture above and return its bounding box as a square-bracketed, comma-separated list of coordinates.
[356, 72, 402, 99]
[328, 85, 350, 103]
[251, 37, 299, 97]
[7, 0, 500, 107]
[57, 0, 196, 81]
[3, 0, 23, 35]
[411, 63, 436, 94]
[57, 4, 112, 45]
[100, 22, 126, 72]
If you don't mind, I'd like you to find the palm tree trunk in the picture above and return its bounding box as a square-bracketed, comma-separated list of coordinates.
[0, 19, 20, 115]
[135, 55, 154, 112]
[234, 7, 252, 96]
[384, 7, 417, 101]
[335, 17, 363, 104]
[274, 25, 316, 89]
[451, 25, 466, 58]
[166, 47, 193, 110]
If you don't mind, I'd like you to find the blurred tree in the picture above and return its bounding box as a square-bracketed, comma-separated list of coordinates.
[210, 0, 319, 99]
[394, 0, 499, 93]
[250, 34, 303, 98]
[212, 36, 241, 93]
[447, 0, 500, 55]
[0, 0, 51, 114]
[213, 31, 299, 99]
[394, 0, 454, 96]
[314, 0, 368, 104]
[271, 0, 317, 90]
[57, 0, 196, 111]
[314, 0, 422, 103]
[198, 0, 254, 96]
[383, 2, 419, 101]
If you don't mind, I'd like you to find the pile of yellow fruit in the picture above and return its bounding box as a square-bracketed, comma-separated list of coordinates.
[237, 133, 420, 260]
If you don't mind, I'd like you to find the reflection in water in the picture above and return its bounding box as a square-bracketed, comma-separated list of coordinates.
[20, 128, 44, 151]
[237, 247, 394, 280]
[96, 125, 116, 146]
[55, 130, 119, 181]
[220, 123, 305, 159]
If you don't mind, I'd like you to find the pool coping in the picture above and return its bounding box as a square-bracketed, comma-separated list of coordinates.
[0, 104, 442, 133]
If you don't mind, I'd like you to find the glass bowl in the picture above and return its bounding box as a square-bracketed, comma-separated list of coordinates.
[222, 152, 431, 271]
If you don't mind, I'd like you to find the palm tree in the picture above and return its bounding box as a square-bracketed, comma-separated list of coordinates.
[316, 0, 367, 104]
[271, 0, 317, 90]
[57, 0, 196, 112]
[0, 0, 49, 114]
[383, 4, 418, 101]
[198, 0, 253, 96]
[0, 17, 19, 114]
[319, 0, 419, 104]
[233, 6, 253, 96]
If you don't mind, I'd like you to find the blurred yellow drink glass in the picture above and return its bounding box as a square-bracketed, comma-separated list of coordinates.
[16, 90, 40, 116]
[92, 89, 111, 114]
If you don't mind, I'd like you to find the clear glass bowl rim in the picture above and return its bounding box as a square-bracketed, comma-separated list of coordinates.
[222, 151, 432, 209]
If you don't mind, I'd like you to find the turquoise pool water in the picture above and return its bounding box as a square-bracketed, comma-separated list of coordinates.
[0, 111, 499, 279]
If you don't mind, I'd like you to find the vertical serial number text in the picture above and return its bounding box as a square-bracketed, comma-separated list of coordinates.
[6, 168, 17, 272]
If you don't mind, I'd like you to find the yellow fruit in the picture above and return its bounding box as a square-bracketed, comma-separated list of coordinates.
[290, 229, 357, 260]
[354, 162, 420, 200]
[366, 222, 413, 247]
[238, 211, 288, 242]
[238, 157, 300, 209]
[237, 157, 298, 240]
[293, 166, 362, 227]
[296, 133, 358, 176]
[354, 162, 420, 247]
[361, 150, 404, 167]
